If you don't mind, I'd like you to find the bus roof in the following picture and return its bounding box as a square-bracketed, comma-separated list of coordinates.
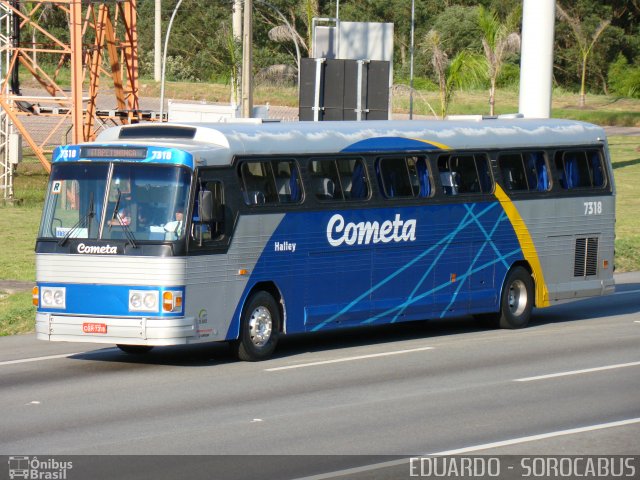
[92, 118, 607, 167]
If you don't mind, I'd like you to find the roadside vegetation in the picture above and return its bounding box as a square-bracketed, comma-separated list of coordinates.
[147, 81, 640, 127]
[608, 136, 640, 272]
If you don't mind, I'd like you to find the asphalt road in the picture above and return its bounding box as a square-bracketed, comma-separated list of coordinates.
[0, 273, 638, 479]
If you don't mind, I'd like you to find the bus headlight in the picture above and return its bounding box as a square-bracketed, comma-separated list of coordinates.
[130, 293, 142, 309]
[129, 290, 159, 313]
[41, 287, 66, 309]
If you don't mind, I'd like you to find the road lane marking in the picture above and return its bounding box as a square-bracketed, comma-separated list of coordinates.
[0, 352, 83, 366]
[427, 417, 640, 455]
[292, 417, 640, 480]
[265, 346, 434, 372]
[514, 361, 640, 382]
[615, 289, 640, 296]
[0, 348, 119, 366]
[635, 321, 640, 324]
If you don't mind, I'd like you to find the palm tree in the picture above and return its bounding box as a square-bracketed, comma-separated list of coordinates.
[477, 6, 520, 116]
[260, 0, 309, 74]
[265, 0, 318, 56]
[556, 4, 611, 107]
[422, 29, 484, 119]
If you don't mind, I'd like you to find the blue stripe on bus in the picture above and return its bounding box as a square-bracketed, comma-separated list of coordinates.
[37, 283, 185, 317]
[341, 137, 443, 152]
[227, 201, 523, 339]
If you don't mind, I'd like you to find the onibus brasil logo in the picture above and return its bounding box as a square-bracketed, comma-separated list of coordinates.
[8, 456, 73, 479]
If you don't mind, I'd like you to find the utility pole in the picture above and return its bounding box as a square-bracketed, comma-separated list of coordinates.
[519, 0, 555, 118]
[231, 0, 242, 105]
[154, 0, 161, 81]
[409, 0, 415, 119]
[70, 0, 84, 144]
[241, 0, 253, 118]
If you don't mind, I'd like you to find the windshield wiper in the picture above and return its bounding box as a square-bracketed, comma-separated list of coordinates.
[109, 188, 138, 249]
[58, 193, 94, 247]
[109, 188, 122, 227]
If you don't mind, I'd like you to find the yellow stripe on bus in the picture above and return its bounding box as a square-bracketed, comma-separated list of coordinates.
[493, 184, 550, 308]
[411, 137, 549, 307]
[413, 138, 452, 150]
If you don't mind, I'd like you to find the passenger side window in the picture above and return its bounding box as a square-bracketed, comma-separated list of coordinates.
[377, 156, 431, 199]
[310, 157, 369, 201]
[239, 159, 303, 205]
[499, 151, 549, 192]
[437, 153, 492, 195]
[310, 159, 342, 201]
[555, 150, 605, 189]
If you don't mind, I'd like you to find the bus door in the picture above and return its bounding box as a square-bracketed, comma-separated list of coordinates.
[187, 170, 230, 339]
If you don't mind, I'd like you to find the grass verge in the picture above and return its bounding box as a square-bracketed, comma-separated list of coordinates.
[609, 135, 640, 272]
[0, 291, 35, 336]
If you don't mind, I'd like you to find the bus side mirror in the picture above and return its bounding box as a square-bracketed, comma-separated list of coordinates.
[198, 191, 214, 222]
[198, 190, 223, 223]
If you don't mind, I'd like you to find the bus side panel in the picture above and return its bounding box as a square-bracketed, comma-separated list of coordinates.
[233, 201, 523, 335]
[187, 213, 286, 343]
[231, 210, 376, 334]
[513, 195, 615, 304]
[416, 201, 516, 320]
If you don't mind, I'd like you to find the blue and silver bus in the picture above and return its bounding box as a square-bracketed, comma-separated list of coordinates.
[34, 119, 615, 360]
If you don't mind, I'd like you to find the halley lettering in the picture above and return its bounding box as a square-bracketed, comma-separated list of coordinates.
[327, 213, 417, 247]
[77, 243, 118, 254]
[274, 241, 296, 253]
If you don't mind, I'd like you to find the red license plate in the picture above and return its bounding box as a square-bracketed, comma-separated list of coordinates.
[82, 323, 107, 334]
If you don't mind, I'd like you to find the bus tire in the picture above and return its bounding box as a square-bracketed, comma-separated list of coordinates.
[235, 291, 280, 361]
[498, 266, 534, 329]
[117, 344, 154, 354]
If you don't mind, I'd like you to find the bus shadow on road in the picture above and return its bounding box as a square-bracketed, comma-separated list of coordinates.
[66, 318, 485, 367]
[67, 283, 639, 366]
[531, 283, 640, 326]
[273, 318, 483, 359]
[67, 342, 237, 367]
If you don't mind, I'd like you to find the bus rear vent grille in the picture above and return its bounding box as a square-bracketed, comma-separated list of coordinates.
[574, 237, 598, 277]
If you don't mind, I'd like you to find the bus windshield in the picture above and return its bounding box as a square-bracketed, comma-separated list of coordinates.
[39, 163, 191, 242]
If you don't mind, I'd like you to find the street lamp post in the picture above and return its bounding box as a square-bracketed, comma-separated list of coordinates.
[159, 0, 184, 121]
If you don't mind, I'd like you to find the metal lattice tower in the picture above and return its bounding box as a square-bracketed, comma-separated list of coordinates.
[0, 0, 145, 200]
[0, 2, 15, 199]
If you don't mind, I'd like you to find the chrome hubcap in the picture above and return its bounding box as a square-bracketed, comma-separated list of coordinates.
[248, 306, 272, 347]
[508, 279, 527, 316]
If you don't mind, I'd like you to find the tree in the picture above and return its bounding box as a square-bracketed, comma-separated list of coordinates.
[422, 29, 484, 118]
[21, 2, 53, 68]
[608, 53, 640, 99]
[556, 3, 611, 107]
[431, 5, 483, 56]
[477, 5, 520, 115]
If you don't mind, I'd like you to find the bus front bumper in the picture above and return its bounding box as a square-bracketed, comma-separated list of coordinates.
[35, 312, 197, 346]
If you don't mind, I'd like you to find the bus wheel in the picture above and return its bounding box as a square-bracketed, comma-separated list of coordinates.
[498, 266, 534, 329]
[235, 291, 280, 361]
[117, 345, 154, 354]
